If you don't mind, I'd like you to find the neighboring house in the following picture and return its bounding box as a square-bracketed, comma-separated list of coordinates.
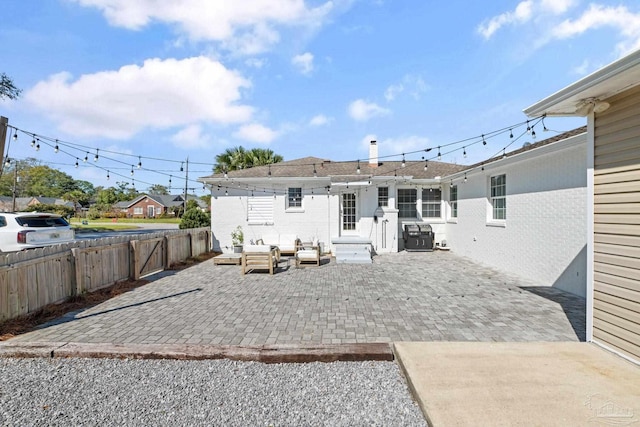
[200, 128, 588, 298]
[524, 49, 640, 364]
[0, 196, 74, 212]
[115, 194, 207, 218]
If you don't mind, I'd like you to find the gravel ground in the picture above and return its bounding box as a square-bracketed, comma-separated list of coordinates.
[0, 358, 426, 426]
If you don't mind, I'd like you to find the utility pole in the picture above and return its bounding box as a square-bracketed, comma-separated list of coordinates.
[183, 157, 189, 214]
[12, 164, 18, 211]
[0, 116, 8, 177]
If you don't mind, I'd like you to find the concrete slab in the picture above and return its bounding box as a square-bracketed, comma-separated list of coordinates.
[394, 342, 640, 427]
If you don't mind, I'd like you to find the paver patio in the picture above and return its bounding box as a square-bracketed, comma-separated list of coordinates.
[9, 251, 585, 346]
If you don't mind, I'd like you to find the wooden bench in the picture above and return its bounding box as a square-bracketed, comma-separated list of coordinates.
[241, 245, 279, 275]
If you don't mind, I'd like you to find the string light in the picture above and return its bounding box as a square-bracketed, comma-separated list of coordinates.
[169, 175, 172, 186]
[401, 154, 406, 168]
[106, 170, 110, 180]
[225, 189, 228, 196]
[450, 180, 453, 188]
[357, 160, 361, 174]
[36, 143, 40, 151]
[424, 160, 428, 171]
[542, 115, 549, 132]
[54, 141, 59, 153]
[137, 156, 142, 169]
[482, 134, 486, 146]
[531, 126, 536, 139]
[84, 152, 88, 162]
[130, 165, 134, 176]
[313, 164, 317, 178]
[463, 147, 467, 158]
[437, 147, 441, 161]
[526, 120, 531, 134]
[31, 137, 36, 148]
[12, 130, 17, 141]
[464, 173, 467, 183]
[94, 149, 99, 162]
[75, 158, 79, 168]
[509, 129, 514, 138]
[4, 157, 10, 167]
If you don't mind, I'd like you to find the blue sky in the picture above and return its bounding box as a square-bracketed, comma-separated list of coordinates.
[2, 0, 639, 194]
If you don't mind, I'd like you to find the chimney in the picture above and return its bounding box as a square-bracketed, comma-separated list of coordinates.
[369, 140, 378, 167]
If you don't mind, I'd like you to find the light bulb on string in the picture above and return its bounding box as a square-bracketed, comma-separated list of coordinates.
[463, 147, 467, 158]
[509, 129, 514, 138]
[84, 152, 88, 162]
[482, 134, 486, 146]
[54, 143, 59, 153]
[437, 147, 441, 161]
[137, 156, 142, 169]
[180, 162, 184, 172]
[450, 180, 453, 188]
[4, 157, 10, 167]
[94, 149, 99, 162]
[464, 173, 467, 183]
[424, 160, 428, 171]
[31, 136, 36, 148]
[401, 154, 406, 168]
[130, 166, 134, 176]
[526, 120, 531, 134]
[225, 189, 228, 196]
[531, 126, 536, 139]
[75, 158, 79, 168]
[12, 130, 17, 141]
[357, 160, 361, 174]
[36, 143, 40, 151]
[106, 171, 110, 181]
[169, 175, 172, 186]
[502, 148, 506, 159]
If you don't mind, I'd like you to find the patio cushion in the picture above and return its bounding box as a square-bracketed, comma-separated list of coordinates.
[243, 244, 272, 253]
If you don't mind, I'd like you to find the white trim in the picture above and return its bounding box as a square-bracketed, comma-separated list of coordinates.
[586, 112, 595, 342]
[524, 49, 640, 116]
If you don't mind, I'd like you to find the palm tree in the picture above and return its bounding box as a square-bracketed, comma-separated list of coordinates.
[214, 146, 248, 173]
[246, 148, 284, 168]
[214, 147, 283, 173]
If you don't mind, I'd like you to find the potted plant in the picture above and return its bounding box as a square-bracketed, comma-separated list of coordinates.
[231, 225, 244, 253]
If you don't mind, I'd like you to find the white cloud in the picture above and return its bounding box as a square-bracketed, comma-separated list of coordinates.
[233, 123, 278, 143]
[378, 135, 430, 157]
[245, 58, 267, 69]
[309, 114, 332, 126]
[347, 99, 391, 121]
[477, 1, 640, 57]
[292, 52, 314, 75]
[384, 75, 428, 101]
[25, 56, 253, 139]
[571, 59, 590, 75]
[171, 124, 211, 149]
[71, 0, 334, 54]
[552, 4, 640, 56]
[478, 0, 534, 39]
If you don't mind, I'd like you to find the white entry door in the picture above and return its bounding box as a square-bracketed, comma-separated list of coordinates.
[147, 205, 155, 218]
[341, 193, 357, 232]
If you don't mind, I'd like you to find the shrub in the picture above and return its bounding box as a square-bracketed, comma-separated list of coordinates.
[179, 208, 210, 229]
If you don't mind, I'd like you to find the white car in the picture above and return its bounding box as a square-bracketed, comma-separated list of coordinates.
[0, 212, 75, 252]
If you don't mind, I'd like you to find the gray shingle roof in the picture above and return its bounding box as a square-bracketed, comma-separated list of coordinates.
[201, 156, 466, 181]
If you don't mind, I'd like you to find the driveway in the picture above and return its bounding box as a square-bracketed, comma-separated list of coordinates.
[9, 251, 585, 346]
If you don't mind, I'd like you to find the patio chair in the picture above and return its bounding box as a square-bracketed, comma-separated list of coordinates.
[241, 244, 279, 275]
[295, 241, 320, 267]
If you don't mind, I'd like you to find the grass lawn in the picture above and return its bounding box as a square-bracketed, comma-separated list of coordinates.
[73, 224, 139, 232]
[69, 217, 181, 224]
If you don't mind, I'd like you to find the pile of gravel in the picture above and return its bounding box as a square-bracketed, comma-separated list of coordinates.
[0, 358, 426, 426]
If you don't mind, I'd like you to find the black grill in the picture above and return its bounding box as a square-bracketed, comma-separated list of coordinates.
[403, 223, 434, 251]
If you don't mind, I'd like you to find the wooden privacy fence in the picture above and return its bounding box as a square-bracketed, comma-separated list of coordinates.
[0, 227, 211, 322]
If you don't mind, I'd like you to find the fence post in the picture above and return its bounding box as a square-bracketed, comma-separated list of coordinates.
[164, 235, 170, 270]
[71, 248, 82, 296]
[131, 240, 140, 280]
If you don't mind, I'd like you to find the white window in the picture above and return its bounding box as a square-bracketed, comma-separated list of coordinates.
[421, 189, 441, 218]
[450, 185, 458, 218]
[133, 207, 143, 215]
[490, 174, 506, 220]
[287, 187, 302, 208]
[397, 189, 417, 218]
[378, 187, 389, 207]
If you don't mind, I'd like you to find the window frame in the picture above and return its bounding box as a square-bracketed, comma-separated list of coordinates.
[377, 186, 389, 207]
[490, 174, 506, 222]
[342, 192, 357, 231]
[450, 185, 458, 219]
[287, 187, 303, 210]
[421, 188, 442, 219]
[397, 188, 417, 218]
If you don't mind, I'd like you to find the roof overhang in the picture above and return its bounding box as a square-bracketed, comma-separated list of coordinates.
[524, 49, 640, 117]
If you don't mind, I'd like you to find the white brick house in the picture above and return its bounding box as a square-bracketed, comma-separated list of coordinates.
[200, 128, 588, 297]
